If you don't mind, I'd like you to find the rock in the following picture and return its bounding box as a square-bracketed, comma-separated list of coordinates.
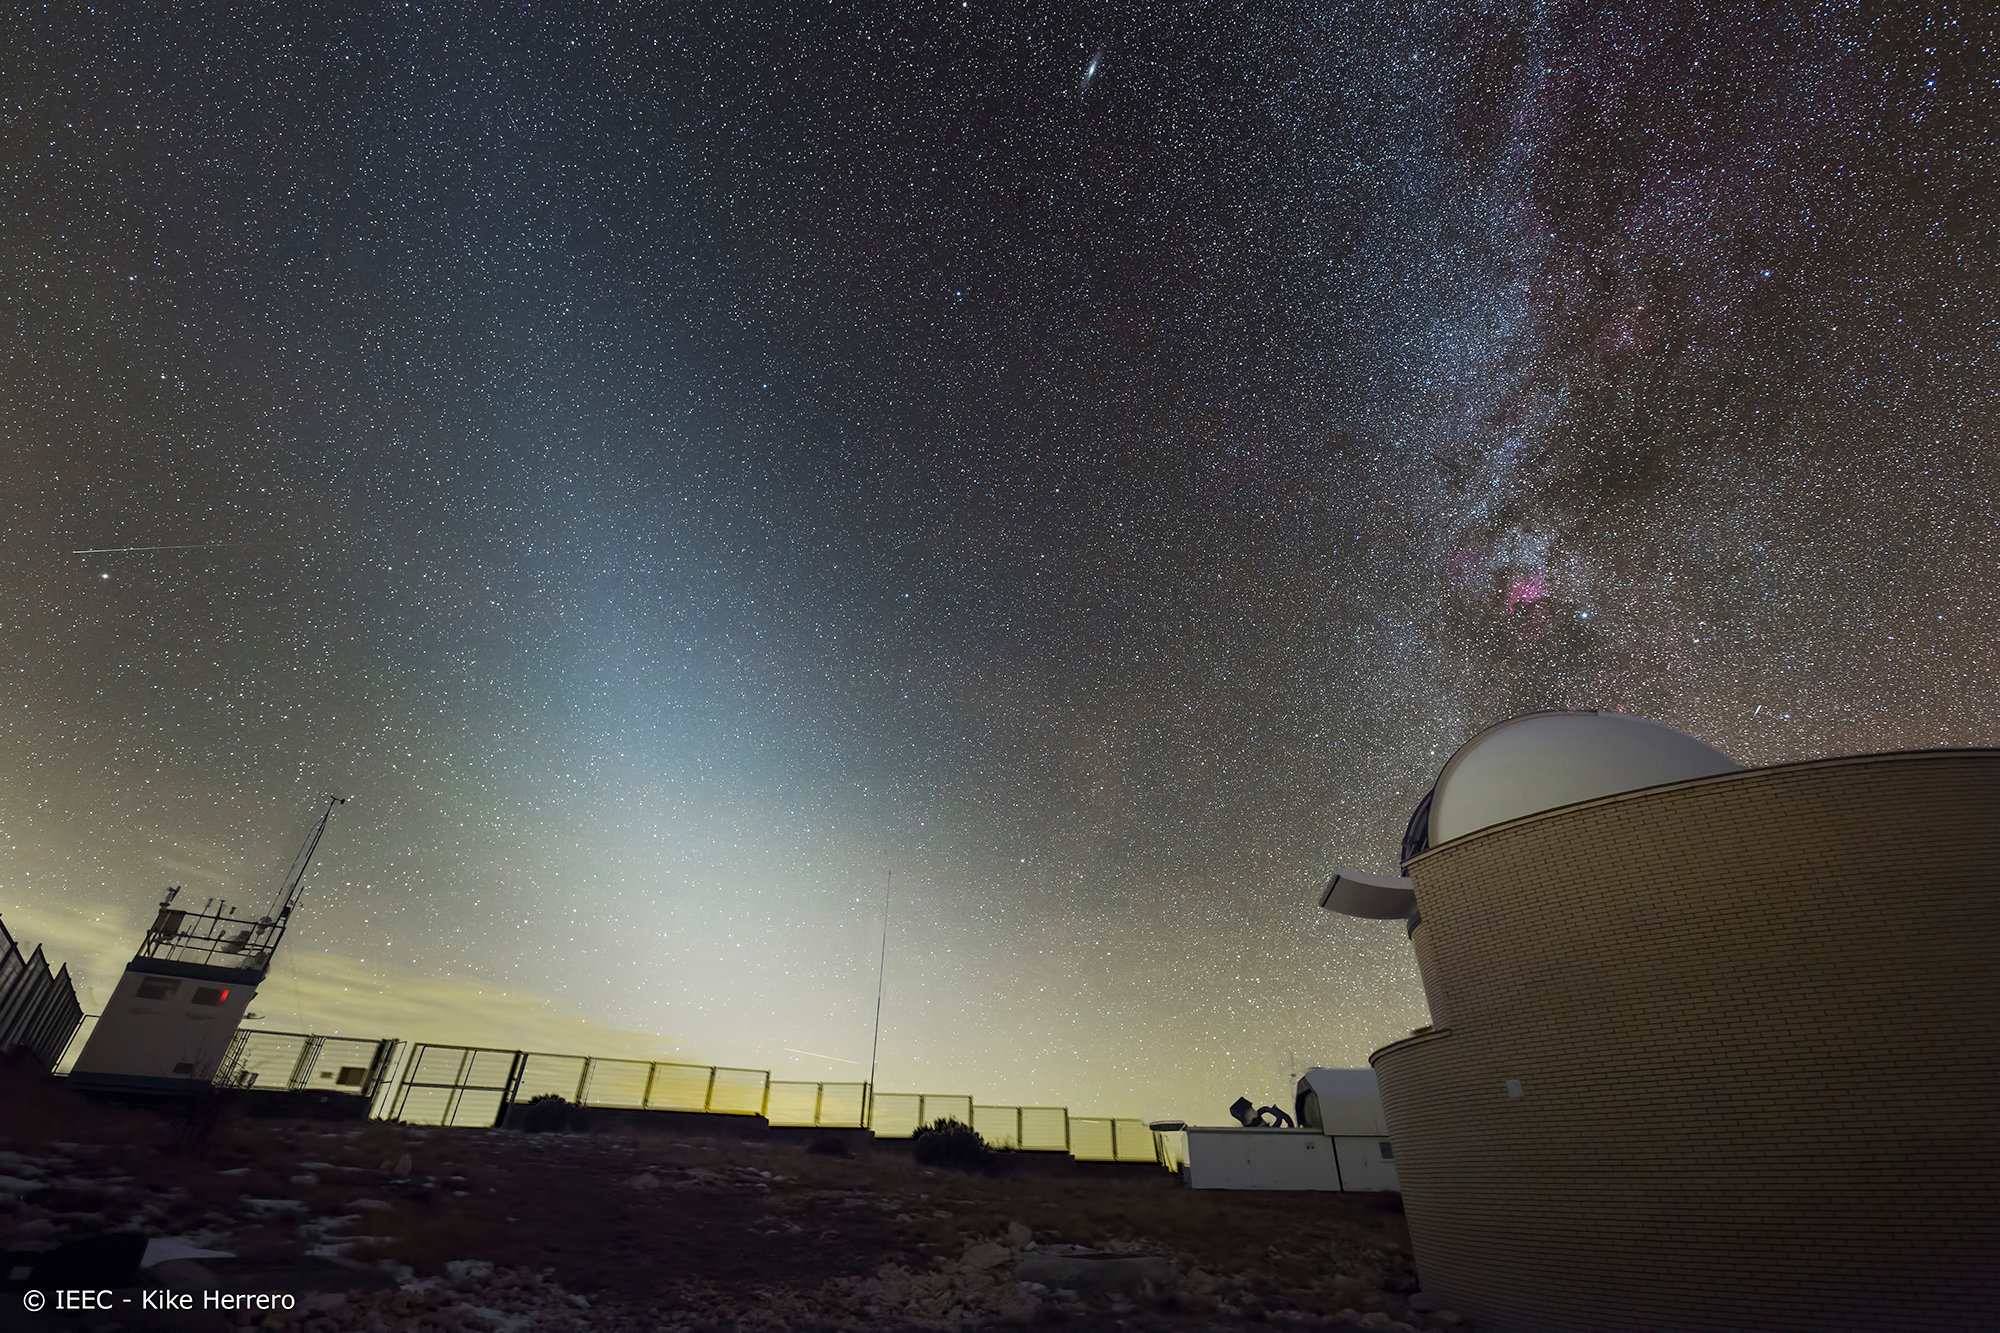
[445, 1259, 495, 1283]
[392, 1153, 413, 1178]
[139, 1237, 236, 1268]
[1014, 1249, 1173, 1296]
[347, 1198, 394, 1211]
[290, 1174, 319, 1186]
[1432, 1313, 1463, 1326]
[1361, 1314, 1394, 1328]
[960, 1242, 1010, 1271]
[1408, 1291, 1439, 1312]
[1005, 1220, 1032, 1247]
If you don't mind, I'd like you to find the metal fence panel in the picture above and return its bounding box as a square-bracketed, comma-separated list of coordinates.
[766, 1081, 821, 1126]
[408, 1044, 476, 1085]
[390, 1044, 520, 1126]
[870, 1092, 923, 1138]
[0, 946, 48, 1049]
[1068, 1117, 1116, 1161]
[920, 1095, 973, 1128]
[440, 1088, 505, 1127]
[228, 1032, 314, 1090]
[0, 943, 22, 1014]
[817, 1083, 867, 1127]
[1019, 1106, 1069, 1152]
[1113, 1119, 1158, 1163]
[393, 1085, 462, 1126]
[581, 1058, 653, 1108]
[463, 1048, 518, 1089]
[26, 981, 81, 1070]
[973, 1105, 1021, 1149]
[641, 1063, 714, 1111]
[514, 1054, 588, 1103]
[300, 1037, 392, 1093]
[706, 1067, 769, 1116]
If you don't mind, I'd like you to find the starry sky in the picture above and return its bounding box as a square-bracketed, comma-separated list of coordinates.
[3, 2, 1994, 1122]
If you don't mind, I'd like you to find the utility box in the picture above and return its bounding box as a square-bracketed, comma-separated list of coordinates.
[1184, 1127, 1346, 1191]
[1296, 1067, 1399, 1192]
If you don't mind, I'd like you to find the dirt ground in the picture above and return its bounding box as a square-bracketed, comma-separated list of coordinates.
[0, 1070, 1449, 1332]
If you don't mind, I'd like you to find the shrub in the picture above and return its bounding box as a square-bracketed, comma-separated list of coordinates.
[911, 1117, 994, 1173]
[517, 1093, 586, 1133]
[805, 1133, 854, 1157]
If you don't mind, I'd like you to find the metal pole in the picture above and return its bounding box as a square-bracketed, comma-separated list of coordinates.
[865, 870, 890, 1128]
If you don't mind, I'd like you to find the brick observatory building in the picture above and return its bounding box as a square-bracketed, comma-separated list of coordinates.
[1321, 711, 1999, 1332]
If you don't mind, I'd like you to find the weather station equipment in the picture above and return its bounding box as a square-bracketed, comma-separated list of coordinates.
[68, 796, 347, 1095]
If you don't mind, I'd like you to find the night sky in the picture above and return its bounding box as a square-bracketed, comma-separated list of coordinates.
[4, 3, 1993, 1121]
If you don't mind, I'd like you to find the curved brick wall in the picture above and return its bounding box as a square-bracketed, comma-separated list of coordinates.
[1373, 750, 2000, 1332]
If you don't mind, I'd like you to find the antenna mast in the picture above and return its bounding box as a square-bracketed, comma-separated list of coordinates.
[865, 869, 890, 1129]
[266, 795, 347, 926]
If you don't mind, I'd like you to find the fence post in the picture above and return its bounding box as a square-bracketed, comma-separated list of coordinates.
[444, 1048, 470, 1120]
[812, 1083, 824, 1127]
[576, 1057, 593, 1105]
[496, 1052, 527, 1129]
[365, 1040, 400, 1108]
[641, 1061, 659, 1110]
[288, 1035, 323, 1092]
[702, 1065, 719, 1113]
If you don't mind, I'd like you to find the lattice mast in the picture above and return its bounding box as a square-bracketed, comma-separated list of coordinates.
[136, 795, 346, 981]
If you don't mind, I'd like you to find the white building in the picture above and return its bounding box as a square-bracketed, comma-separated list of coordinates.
[1178, 1067, 1399, 1192]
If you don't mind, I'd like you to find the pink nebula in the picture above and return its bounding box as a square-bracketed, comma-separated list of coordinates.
[1505, 573, 1549, 610]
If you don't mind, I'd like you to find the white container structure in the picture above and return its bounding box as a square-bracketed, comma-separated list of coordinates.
[69, 798, 345, 1096]
[1295, 1067, 1400, 1191]
[1183, 1126, 1345, 1190]
[1178, 1068, 1399, 1192]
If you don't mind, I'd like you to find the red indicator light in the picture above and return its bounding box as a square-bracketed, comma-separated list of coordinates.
[219, 990, 230, 1002]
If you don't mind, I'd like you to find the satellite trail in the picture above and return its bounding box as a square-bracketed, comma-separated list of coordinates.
[71, 542, 265, 554]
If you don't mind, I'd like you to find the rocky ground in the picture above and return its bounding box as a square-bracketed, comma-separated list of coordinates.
[0, 1071, 1460, 1332]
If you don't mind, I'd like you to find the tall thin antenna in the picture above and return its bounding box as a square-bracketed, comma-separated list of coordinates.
[865, 869, 891, 1128]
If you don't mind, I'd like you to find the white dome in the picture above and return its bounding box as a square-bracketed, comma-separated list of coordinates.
[1427, 711, 1739, 848]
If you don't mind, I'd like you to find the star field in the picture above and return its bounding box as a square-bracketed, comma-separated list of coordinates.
[2, 2, 1994, 1119]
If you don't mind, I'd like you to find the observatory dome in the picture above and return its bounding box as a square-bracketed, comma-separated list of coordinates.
[1413, 711, 1739, 856]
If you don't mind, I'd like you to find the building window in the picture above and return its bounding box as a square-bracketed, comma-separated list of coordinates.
[336, 1067, 368, 1087]
[1379, 1141, 1395, 1160]
[136, 977, 180, 1001]
[191, 987, 230, 1007]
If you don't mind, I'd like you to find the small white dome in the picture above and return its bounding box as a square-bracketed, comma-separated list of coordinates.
[1427, 711, 1739, 848]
